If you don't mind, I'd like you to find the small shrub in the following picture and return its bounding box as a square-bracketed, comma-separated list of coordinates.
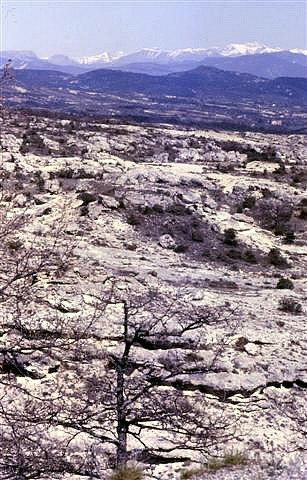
[185, 352, 203, 362]
[217, 162, 235, 173]
[226, 248, 242, 260]
[127, 213, 142, 226]
[207, 450, 248, 472]
[223, 228, 237, 246]
[124, 243, 137, 251]
[57, 168, 74, 178]
[7, 239, 23, 251]
[77, 191, 96, 206]
[81, 147, 88, 155]
[191, 228, 204, 242]
[180, 467, 204, 479]
[268, 248, 288, 268]
[291, 169, 305, 184]
[174, 244, 188, 253]
[152, 203, 164, 214]
[279, 296, 302, 314]
[110, 465, 144, 480]
[273, 223, 291, 236]
[19, 144, 30, 154]
[242, 250, 258, 264]
[274, 163, 286, 175]
[234, 336, 249, 352]
[276, 278, 294, 290]
[167, 203, 187, 215]
[207, 458, 223, 472]
[223, 450, 248, 466]
[242, 196, 256, 209]
[80, 205, 89, 217]
[299, 208, 307, 220]
[283, 230, 295, 244]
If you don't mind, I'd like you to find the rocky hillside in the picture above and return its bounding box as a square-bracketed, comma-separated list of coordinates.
[0, 108, 306, 479]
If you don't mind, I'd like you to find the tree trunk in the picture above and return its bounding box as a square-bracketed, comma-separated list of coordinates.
[115, 300, 130, 468]
[116, 365, 128, 468]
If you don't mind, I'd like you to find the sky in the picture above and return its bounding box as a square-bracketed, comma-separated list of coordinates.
[0, 0, 306, 57]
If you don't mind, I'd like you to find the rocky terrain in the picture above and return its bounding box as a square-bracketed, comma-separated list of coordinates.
[0, 108, 306, 479]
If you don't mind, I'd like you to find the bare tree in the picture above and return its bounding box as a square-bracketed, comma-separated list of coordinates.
[0, 171, 240, 477]
[255, 197, 293, 234]
[71, 281, 239, 470]
[0, 220, 238, 477]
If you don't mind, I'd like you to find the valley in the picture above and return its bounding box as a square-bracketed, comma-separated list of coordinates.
[2, 65, 307, 133]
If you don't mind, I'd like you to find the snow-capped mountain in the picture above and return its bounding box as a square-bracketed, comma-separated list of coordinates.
[0, 51, 88, 74]
[2, 43, 306, 70]
[1, 42, 306, 79]
[73, 51, 124, 65]
[70, 43, 285, 66]
[159, 42, 283, 61]
[290, 48, 307, 55]
[214, 42, 281, 57]
[69, 42, 307, 66]
[113, 48, 213, 65]
[0, 50, 41, 69]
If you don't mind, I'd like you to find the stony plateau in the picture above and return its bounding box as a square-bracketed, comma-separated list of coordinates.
[0, 108, 306, 479]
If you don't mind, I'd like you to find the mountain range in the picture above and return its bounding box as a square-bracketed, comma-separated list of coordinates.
[1, 42, 306, 79]
[7, 64, 307, 106]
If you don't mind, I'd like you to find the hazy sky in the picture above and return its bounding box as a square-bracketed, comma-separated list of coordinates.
[1, 1, 306, 57]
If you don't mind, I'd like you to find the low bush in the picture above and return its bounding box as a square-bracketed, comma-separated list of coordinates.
[174, 244, 189, 253]
[242, 196, 256, 209]
[207, 450, 248, 472]
[80, 207, 88, 218]
[127, 213, 142, 226]
[268, 248, 288, 268]
[276, 278, 294, 289]
[77, 191, 96, 205]
[217, 162, 235, 173]
[207, 458, 222, 472]
[226, 248, 242, 260]
[291, 168, 305, 184]
[167, 203, 188, 216]
[180, 467, 204, 479]
[242, 250, 258, 264]
[223, 450, 248, 466]
[223, 228, 237, 246]
[299, 208, 307, 220]
[279, 296, 302, 313]
[283, 230, 296, 244]
[124, 243, 137, 251]
[191, 228, 204, 242]
[273, 223, 291, 236]
[7, 239, 23, 251]
[110, 465, 144, 480]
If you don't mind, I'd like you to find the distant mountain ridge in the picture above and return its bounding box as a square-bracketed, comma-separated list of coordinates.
[3, 64, 306, 132]
[1, 42, 306, 79]
[72, 42, 307, 66]
[107, 52, 307, 79]
[8, 64, 307, 105]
